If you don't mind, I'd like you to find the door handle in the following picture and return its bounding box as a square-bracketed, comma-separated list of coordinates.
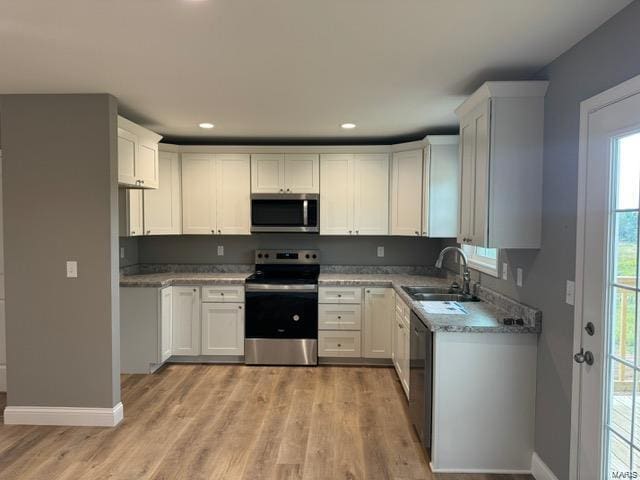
[574, 348, 594, 366]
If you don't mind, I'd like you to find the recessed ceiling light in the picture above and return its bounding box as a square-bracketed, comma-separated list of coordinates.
[198, 122, 214, 129]
[341, 123, 356, 129]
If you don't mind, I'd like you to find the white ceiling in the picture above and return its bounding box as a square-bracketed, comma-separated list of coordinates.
[0, 0, 633, 142]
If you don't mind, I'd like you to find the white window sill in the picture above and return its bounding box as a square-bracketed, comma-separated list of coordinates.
[467, 259, 499, 278]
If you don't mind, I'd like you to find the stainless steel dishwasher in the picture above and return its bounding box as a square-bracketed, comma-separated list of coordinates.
[409, 310, 433, 451]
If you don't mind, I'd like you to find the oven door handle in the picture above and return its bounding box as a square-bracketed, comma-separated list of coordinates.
[246, 284, 318, 292]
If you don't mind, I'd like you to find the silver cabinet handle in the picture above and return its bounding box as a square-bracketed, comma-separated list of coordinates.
[337, 316, 342, 319]
[211, 230, 215, 234]
[238, 305, 242, 309]
[279, 188, 284, 193]
[337, 343, 342, 348]
[218, 229, 222, 234]
[286, 188, 291, 192]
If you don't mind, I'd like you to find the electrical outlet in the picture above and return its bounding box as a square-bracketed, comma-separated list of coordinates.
[66, 261, 78, 278]
[120, 247, 125, 259]
[566, 280, 575, 306]
[377, 246, 384, 257]
[217, 245, 224, 256]
[502, 262, 508, 281]
[516, 267, 523, 287]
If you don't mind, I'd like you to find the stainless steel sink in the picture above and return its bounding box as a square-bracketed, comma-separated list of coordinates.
[401, 286, 480, 302]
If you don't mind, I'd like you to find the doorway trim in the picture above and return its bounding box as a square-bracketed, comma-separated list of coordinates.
[571, 72, 640, 480]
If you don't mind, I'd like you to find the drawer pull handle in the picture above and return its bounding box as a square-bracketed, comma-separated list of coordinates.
[337, 316, 342, 319]
[337, 343, 342, 347]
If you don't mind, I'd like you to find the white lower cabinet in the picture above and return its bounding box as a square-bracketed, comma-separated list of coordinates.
[363, 288, 393, 359]
[120, 286, 174, 374]
[318, 331, 361, 357]
[160, 287, 173, 362]
[201, 302, 245, 356]
[392, 294, 410, 398]
[172, 287, 201, 356]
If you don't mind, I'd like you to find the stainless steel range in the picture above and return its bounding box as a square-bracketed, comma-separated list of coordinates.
[244, 249, 319, 365]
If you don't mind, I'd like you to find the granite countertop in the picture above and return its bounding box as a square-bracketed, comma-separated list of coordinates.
[119, 272, 250, 288]
[318, 273, 541, 334]
[121, 271, 541, 334]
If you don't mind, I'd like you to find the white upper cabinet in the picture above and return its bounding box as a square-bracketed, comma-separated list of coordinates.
[320, 154, 389, 235]
[390, 150, 423, 236]
[354, 154, 389, 235]
[422, 136, 460, 238]
[216, 154, 251, 234]
[251, 153, 319, 193]
[182, 153, 250, 235]
[143, 151, 182, 235]
[320, 154, 354, 235]
[251, 154, 283, 193]
[117, 116, 162, 189]
[182, 154, 217, 235]
[455, 81, 548, 248]
[119, 188, 144, 237]
[283, 154, 319, 193]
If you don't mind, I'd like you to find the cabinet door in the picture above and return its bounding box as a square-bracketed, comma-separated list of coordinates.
[143, 151, 182, 235]
[201, 303, 244, 356]
[458, 100, 490, 246]
[118, 128, 138, 186]
[401, 317, 410, 397]
[216, 154, 251, 234]
[354, 154, 389, 235]
[284, 154, 319, 193]
[390, 150, 423, 236]
[137, 140, 159, 189]
[393, 310, 405, 380]
[172, 287, 201, 356]
[120, 189, 144, 237]
[182, 154, 216, 234]
[363, 288, 393, 358]
[251, 154, 284, 193]
[320, 154, 354, 235]
[423, 141, 460, 238]
[160, 287, 173, 363]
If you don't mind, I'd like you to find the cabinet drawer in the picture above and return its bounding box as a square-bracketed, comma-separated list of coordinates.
[318, 304, 361, 331]
[319, 287, 362, 304]
[201, 285, 245, 303]
[318, 331, 361, 357]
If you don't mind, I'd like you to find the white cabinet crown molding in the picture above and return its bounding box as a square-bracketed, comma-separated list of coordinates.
[455, 81, 549, 119]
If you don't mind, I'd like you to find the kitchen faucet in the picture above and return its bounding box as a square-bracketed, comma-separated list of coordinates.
[435, 246, 471, 296]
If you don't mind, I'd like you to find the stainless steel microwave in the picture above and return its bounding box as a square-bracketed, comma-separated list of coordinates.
[251, 194, 319, 233]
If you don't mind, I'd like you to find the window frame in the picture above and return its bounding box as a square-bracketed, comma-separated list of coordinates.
[462, 244, 499, 277]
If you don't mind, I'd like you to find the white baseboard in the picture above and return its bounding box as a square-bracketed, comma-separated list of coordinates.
[0, 365, 6, 392]
[4, 402, 123, 427]
[532, 452, 559, 480]
[429, 461, 531, 475]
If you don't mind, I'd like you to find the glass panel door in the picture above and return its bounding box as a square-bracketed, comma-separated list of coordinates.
[607, 132, 640, 477]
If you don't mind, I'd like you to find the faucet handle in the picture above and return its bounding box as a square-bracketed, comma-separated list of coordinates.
[449, 281, 461, 292]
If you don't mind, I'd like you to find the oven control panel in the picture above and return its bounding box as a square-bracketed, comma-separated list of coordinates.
[255, 249, 320, 265]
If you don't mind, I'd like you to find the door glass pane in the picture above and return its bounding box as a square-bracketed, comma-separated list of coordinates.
[611, 288, 636, 363]
[610, 430, 632, 476]
[607, 132, 640, 477]
[617, 133, 640, 209]
[614, 212, 638, 289]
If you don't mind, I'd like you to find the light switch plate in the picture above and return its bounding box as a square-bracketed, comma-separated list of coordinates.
[66, 261, 78, 278]
[516, 268, 523, 287]
[502, 262, 508, 281]
[566, 280, 575, 306]
[377, 246, 384, 257]
[120, 247, 125, 259]
[217, 245, 224, 256]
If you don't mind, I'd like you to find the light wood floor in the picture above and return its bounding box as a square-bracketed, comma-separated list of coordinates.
[0, 364, 532, 480]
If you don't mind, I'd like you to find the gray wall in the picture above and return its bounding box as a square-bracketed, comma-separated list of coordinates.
[466, 2, 640, 477]
[119, 236, 139, 268]
[0, 94, 121, 409]
[136, 234, 447, 266]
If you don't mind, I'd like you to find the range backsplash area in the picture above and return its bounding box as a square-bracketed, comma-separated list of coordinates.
[121, 234, 451, 269]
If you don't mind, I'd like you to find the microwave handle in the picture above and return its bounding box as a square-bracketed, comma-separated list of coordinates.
[303, 200, 308, 226]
